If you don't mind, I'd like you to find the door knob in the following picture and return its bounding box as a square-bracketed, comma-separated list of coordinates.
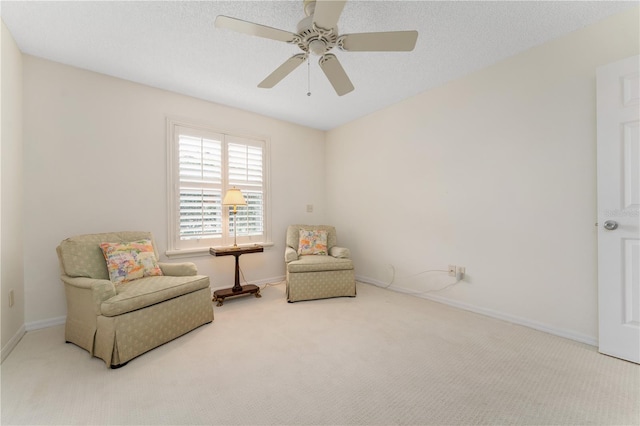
[603, 220, 618, 230]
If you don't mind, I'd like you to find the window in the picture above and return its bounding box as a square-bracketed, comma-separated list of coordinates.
[167, 119, 270, 255]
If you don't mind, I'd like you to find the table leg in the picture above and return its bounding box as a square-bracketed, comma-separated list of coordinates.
[232, 253, 242, 292]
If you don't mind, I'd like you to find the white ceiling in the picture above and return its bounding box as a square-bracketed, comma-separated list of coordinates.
[1, 1, 637, 130]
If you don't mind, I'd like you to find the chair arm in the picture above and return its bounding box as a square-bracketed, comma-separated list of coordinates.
[284, 246, 298, 263]
[158, 262, 198, 276]
[330, 246, 351, 259]
[60, 276, 116, 314]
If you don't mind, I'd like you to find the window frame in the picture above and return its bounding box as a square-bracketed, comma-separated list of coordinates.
[166, 117, 271, 258]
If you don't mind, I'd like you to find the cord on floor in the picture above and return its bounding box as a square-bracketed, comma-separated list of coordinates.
[381, 264, 461, 294]
[239, 266, 284, 290]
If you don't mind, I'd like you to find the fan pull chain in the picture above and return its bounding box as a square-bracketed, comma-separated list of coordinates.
[307, 56, 311, 97]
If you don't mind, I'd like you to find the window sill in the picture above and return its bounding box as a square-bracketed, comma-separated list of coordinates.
[165, 241, 275, 259]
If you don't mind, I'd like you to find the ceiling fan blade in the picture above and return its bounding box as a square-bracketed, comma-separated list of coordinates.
[339, 31, 418, 52]
[258, 54, 307, 88]
[318, 54, 354, 96]
[313, 0, 347, 30]
[215, 15, 297, 43]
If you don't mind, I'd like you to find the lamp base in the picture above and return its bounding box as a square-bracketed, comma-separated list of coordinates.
[233, 211, 238, 247]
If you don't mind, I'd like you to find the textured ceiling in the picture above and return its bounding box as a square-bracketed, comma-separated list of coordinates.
[1, 1, 637, 130]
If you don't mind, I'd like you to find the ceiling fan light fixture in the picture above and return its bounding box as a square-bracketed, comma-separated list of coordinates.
[309, 39, 327, 55]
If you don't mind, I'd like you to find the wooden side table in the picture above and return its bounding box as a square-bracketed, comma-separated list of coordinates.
[209, 245, 263, 306]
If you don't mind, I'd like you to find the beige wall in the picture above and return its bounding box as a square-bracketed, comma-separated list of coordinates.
[22, 56, 326, 324]
[1, 20, 25, 359]
[326, 8, 640, 343]
[5, 7, 640, 345]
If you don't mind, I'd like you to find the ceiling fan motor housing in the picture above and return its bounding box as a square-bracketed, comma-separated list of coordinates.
[296, 14, 338, 56]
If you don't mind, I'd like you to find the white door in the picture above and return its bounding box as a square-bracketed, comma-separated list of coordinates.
[597, 55, 640, 364]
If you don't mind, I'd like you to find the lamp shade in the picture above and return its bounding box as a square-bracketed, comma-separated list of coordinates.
[222, 188, 247, 206]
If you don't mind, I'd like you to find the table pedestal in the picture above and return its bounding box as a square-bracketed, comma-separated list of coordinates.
[209, 245, 264, 306]
[213, 284, 261, 307]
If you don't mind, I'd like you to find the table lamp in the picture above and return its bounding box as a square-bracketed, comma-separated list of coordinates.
[222, 187, 247, 247]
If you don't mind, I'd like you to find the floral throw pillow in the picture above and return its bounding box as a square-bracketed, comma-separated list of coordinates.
[298, 229, 328, 256]
[99, 239, 163, 284]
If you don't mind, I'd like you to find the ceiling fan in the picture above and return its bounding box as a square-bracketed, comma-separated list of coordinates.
[215, 0, 418, 96]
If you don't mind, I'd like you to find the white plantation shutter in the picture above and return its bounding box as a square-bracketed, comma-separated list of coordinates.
[235, 190, 264, 235]
[168, 120, 269, 252]
[227, 139, 264, 238]
[228, 142, 263, 185]
[178, 133, 223, 240]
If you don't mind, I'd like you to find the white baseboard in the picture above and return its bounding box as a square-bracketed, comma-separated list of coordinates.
[2, 317, 67, 362]
[1, 324, 26, 363]
[25, 316, 66, 332]
[356, 275, 598, 347]
[2, 277, 597, 362]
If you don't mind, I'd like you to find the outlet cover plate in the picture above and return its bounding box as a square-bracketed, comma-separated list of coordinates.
[448, 265, 456, 277]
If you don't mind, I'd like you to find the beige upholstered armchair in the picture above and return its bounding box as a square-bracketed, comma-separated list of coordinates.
[285, 225, 356, 302]
[56, 231, 213, 368]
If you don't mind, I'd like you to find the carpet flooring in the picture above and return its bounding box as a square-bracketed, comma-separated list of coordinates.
[1, 282, 638, 425]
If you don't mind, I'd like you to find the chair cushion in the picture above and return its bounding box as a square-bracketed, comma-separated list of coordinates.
[100, 275, 210, 317]
[286, 255, 353, 273]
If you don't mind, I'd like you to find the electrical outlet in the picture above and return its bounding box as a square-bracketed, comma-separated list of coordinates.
[306, 204, 313, 213]
[9, 289, 15, 308]
[448, 265, 456, 277]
